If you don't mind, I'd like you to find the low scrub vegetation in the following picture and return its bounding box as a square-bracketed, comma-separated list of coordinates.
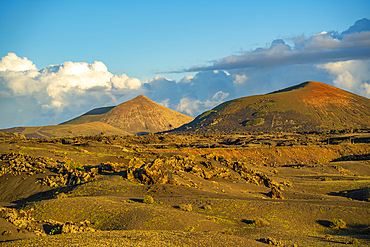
[179, 204, 192, 212]
[330, 219, 346, 230]
[143, 195, 154, 204]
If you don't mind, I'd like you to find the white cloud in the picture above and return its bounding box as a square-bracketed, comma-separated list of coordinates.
[179, 75, 194, 83]
[0, 53, 144, 128]
[317, 59, 370, 97]
[1, 70, 41, 95]
[148, 75, 173, 83]
[304, 32, 341, 50]
[212, 91, 229, 101]
[176, 91, 229, 116]
[363, 83, 370, 96]
[111, 74, 142, 89]
[158, 98, 170, 107]
[0, 53, 41, 96]
[0, 53, 38, 71]
[175, 97, 201, 116]
[232, 74, 248, 85]
[39, 61, 113, 98]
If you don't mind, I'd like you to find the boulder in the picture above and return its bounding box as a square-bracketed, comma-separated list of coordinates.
[268, 187, 284, 199]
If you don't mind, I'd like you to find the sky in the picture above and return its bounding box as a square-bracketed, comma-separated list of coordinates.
[0, 0, 370, 129]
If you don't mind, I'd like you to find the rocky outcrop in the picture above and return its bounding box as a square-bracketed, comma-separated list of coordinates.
[42, 219, 96, 234]
[259, 237, 284, 246]
[0, 152, 55, 177]
[208, 154, 281, 189]
[0, 207, 96, 236]
[268, 187, 284, 199]
[127, 159, 173, 185]
[0, 207, 45, 236]
[60, 220, 95, 234]
[0, 151, 124, 188]
[163, 155, 232, 180]
[125, 153, 280, 190]
[39, 162, 98, 187]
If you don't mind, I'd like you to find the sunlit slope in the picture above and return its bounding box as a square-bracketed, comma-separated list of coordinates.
[1, 122, 131, 138]
[172, 81, 370, 133]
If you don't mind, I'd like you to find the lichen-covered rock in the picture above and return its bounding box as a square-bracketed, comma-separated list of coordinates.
[60, 220, 95, 234]
[259, 237, 284, 246]
[215, 156, 280, 189]
[127, 158, 173, 185]
[0, 152, 53, 177]
[129, 157, 145, 168]
[268, 187, 284, 199]
[40, 163, 98, 187]
[0, 207, 39, 233]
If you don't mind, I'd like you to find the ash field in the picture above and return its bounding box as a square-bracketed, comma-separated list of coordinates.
[0, 130, 370, 246]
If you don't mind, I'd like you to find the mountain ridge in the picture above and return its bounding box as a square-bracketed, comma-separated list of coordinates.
[170, 81, 370, 134]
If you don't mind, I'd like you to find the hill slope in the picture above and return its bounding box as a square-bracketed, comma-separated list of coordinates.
[64, 95, 194, 134]
[0, 122, 131, 138]
[171, 81, 370, 134]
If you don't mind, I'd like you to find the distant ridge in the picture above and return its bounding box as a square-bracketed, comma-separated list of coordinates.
[82, 106, 115, 116]
[60, 106, 115, 125]
[170, 81, 370, 134]
[63, 95, 194, 134]
[0, 122, 131, 138]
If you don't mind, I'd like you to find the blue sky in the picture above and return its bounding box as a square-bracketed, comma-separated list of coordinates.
[0, 0, 370, 129]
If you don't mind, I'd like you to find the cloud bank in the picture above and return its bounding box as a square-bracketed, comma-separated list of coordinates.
[1, 18, 370, 129]
[0, 53, 146, 128]
[179, 18, 370, 72]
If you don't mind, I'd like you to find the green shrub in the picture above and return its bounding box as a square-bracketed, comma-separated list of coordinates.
[347, 238, 360, 245]
[197, 110, 217, 120]
[330, 219, 346, 230]
[55, 192, 68, 199]
[180, 204, 192, 212]
[185, 226, 195, 232]
[143, 195, 154, 204]
[65, 161, 84, 171]
[325, 234, 332, 240]
[49, 226, 61, 235]
[242, 118, 265, 126]
[253, 110, 268, 117]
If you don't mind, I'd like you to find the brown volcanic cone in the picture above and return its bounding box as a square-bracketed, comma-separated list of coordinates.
[98, 95, 193, 134]
[64, 95, 193, 134]
[171, 81, 370, 134]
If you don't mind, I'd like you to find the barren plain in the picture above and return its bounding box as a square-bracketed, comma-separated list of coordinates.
[0, 129, 369, 246]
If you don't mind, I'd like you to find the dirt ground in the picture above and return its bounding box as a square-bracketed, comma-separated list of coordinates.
[0, 130, 369, 246]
